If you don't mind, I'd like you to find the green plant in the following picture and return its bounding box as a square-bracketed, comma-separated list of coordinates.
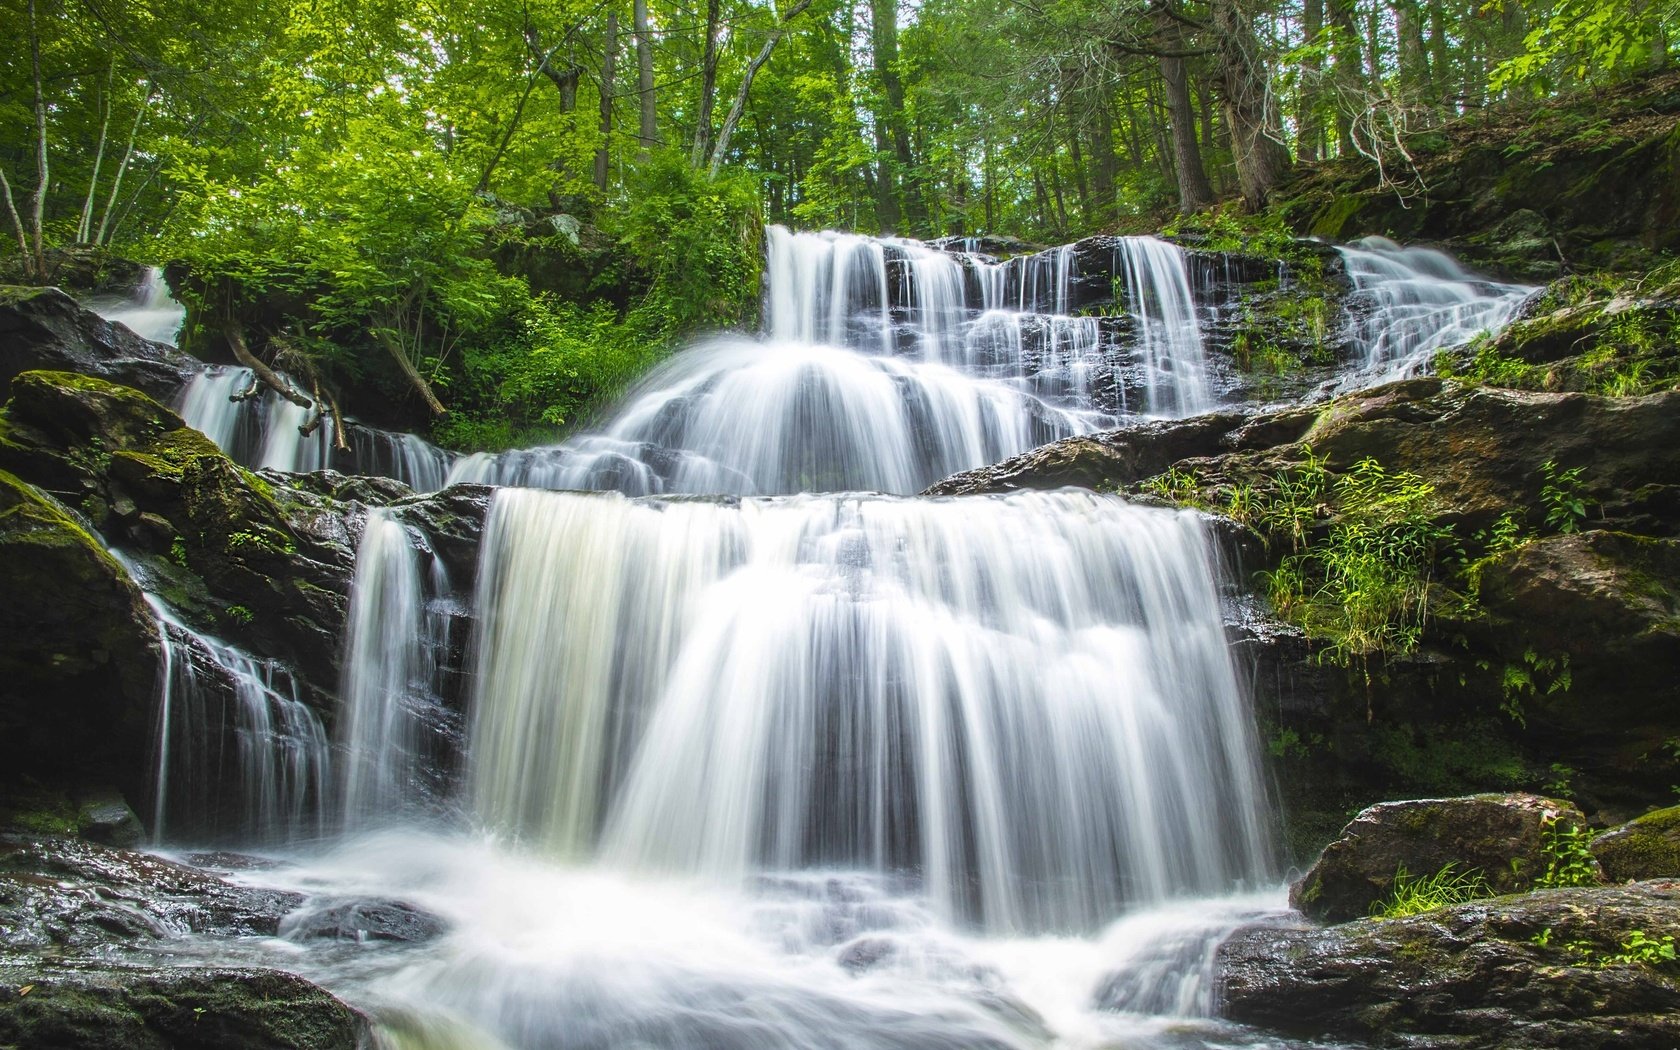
[1536, 816, 1599, 888]
[1543, 762, 1577, 799]
[1371, 862, 1492, 918]
[224, 605, 254, 626]
[1539, 460, 1589, 534]
[1497, 648, 1572, 727]
[170, 536, 190, 568]
[1143, 466, 1204, 506]
[1608, 930, 1679, 969]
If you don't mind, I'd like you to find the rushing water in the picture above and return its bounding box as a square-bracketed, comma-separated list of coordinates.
[1337, 236, 1535, 384]
[87, 265, 187, 346]
[448, 227, 1216, 495]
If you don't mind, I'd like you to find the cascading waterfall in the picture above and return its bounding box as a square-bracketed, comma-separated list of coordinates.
[338, 509, 458, 826]
[467, 488, 1272, 933]
[1338, 236, 1535, 382]
[447, 226, 1218, 495]
[131, 225, 1542, 1049]
[87, 265, 187, 346]
[143, 595, 329, 844]
[176, 365, 456, 488]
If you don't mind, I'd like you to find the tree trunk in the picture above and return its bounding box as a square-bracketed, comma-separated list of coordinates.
[1090, 115, 1119, 222]
[0, 168, 31, 275]
[1158, 21, 1216, 214]
[870, 0, 920, 230]
[634, 0, 657, 154]
[227, 327, 313, 409]
[526, 23, 582, 114]
[596, 12, 617, 189]
[711, 0, 815, 178]
[1299, 0, 1324, 161]
[96, 85, 151, 246]
[691, 0, 722, 166]
[1212, 0, 1292, 209]
[27, 0, 49, 278]
[1329, 0, 1362, 154]
[79, 58, 116, 244]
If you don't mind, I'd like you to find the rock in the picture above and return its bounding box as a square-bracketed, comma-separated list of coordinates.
[280, 899, 447, 944]
[0, 471, 159, 807]
[0, 960, 365, 1050]
[0, 837, 304, 948]
[1291, 793, 1587, 923]
[1218, 881, 1680, 1049]
[0, 286, 194, 401]
[74, 791, 144, 848]
[1594, 806, 1680, 883]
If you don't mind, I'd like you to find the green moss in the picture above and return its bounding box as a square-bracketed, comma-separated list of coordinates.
[1309, 195, 1365, 240]
[1594, 805, 1680, 881]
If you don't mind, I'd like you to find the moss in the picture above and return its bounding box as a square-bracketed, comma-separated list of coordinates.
[1310, 195, 1365, 240]
[0, 781, 79, 835]
[1593, 805, 1680, 881]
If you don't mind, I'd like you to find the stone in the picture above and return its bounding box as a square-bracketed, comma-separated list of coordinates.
[1291, 793, 1587, 923]
[1594, 806, 1680, 883]
[0, 961, 365, 1050]
[1219, 881, 1680, 1049]
[74, 791, 144, 848]
[0, 285, 194, 401]
[280, 899, 447, 944]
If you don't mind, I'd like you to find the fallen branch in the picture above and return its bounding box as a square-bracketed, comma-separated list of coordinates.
[226, 326, 312, 409]
[375, 330, 447, 416]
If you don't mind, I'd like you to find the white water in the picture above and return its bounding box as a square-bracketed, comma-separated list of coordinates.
[466, 489, 1272, 932]
[138, 591, 330, 844]
[448, 226, 1217, 495]
[87, 265, 186, 345]
[176, 365, 456, 488]
[1337, 236, 1535, 384]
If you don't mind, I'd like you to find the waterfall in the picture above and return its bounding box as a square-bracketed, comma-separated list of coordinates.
[450, 227, 1222, 494]
[87, 265, 186, 346]
[143, 595, 329, 844]
[1337, 236, 1535, 383]
[338, 509, 457, 826]
[177, 365, 456, 488]
[466, 487, 1272, 933]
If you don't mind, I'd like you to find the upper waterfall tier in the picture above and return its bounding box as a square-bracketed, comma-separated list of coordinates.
[450, 226, 1215, 495]
[458, 487, 1274, 932]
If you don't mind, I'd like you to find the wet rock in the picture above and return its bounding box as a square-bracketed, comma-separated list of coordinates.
[1291, 793, 1587, 923]
[0, 837, 303, 947]
[0, 959, 365, 1050]
[0, 286, 194, 401]
[281, 899, 447, 944]
[74, 792, 144, 848]
[1594, 806, 1680, 883]
[1219, 881, 1680, 1049]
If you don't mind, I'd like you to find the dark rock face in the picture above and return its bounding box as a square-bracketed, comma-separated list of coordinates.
[281, 899, 447, 944]
[0, 962, 364, 1050]
[0, 470, 159, 807]
[1594, 806, 1680, 883]
[1219, 881, 1680, 1049]
[0, 286, 194, 401]
[1291, 793, 1586, 923]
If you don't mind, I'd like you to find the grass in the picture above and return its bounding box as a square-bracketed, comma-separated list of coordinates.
[1371, 862, 1492, 918]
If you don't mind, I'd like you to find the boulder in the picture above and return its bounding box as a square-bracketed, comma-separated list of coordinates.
[1291, 793, 1586, 923]
[280, 899, 447, 944]
[0, 286, 193, 401]
[0, 470, 159, 805]
[1219, 881, 1680, 1049]
[1594, 806, 1680, 883]
[0, 961, 364, 1050]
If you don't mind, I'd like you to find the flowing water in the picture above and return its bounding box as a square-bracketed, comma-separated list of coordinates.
[447, 227, 1215, 495]
[87, 265, 187, 346]
[114, 226, 1534, 1049]
[1337, 236, 1534, 384]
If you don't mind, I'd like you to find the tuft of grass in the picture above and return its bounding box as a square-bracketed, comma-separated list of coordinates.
[1371, 862, 1492, 918]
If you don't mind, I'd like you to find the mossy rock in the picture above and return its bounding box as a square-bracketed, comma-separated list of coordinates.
[0, 470, 158, 805]
[5, 370, 183, 451]
[1594, 805, 1680, 882]
[0, 962, 365, 1050]
[1290, 793, 1589, 923]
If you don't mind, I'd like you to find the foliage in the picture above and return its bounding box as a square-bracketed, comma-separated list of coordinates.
[1491, 0, 1679, 92]
[1536, 815, 1599, 888]
[1264, 456, 1452, 667]
[1371, 862, 1491, 918]
[1539, 460, 1589, 534]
